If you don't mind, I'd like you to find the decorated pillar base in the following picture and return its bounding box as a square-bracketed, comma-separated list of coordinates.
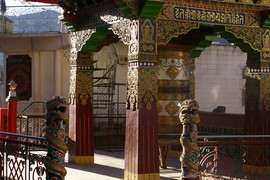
[124, 103, 160, 180]
[68, 155, 94, 165]
[124, 171, 160, 180]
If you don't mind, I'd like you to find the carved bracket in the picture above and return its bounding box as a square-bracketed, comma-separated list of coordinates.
[225, 26, 262, 51]
[156, 19, 199, 45]
[109, 19, 133, 45]
[70, 29, 96, 65]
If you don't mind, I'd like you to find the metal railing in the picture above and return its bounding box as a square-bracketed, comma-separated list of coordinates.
[198, 135, 270, 179]
[0, 131, 47, 179]
[17, 102, 46, 142]
[94, 83, 126, 149]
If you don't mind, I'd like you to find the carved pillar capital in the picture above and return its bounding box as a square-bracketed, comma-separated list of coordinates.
[111, 18, 158, 62]
[110, 18, 133, 45]
[70, 29, 96, 65]
[69, 52, 93, 105]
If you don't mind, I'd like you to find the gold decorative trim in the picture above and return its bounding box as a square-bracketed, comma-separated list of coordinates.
[158, 50, 191, 59]
[77, 71, 93, 105]
[165, 101, 179, 116]
[209, 0, 270, 7]
[242, 165, 270, 176]
[69, 53, 93, 105]
[70, 29, 96, 65]
[159, 4, 260, 27]
[158, 116, 180, 125]
[262, 29, 270, 51]
[110, 19, 132, 45]
[157, 19, 199, 45]
[162, 0, 269, 12]
[138, 67, 158, 110]
[158, 80, 190, 87]
[158, 94, 189, 101]
[139, 18, 157, 54]
[166, 65, 179, 80]
[157, 102, 163, 113]
[68, 155, 94, 165]
[126, 66, 138, 110]
[260, 78, 270, 111]
[124, 171, 160, 180]
[225, 25, 261, 51]
[127, 63, 158, 111]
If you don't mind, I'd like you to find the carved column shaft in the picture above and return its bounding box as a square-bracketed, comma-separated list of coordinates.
[123, 18, 160, 180]
[68, 30, 95, 165]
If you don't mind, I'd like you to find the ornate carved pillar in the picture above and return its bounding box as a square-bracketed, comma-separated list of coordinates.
[124, 18, 160, 179]
[245, 28, 270, 135]
[259, 29, 270, 135]
[244, 28, 270, 175]
[68, 29, 96, 164]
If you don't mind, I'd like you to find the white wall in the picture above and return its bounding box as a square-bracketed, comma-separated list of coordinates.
[0, 34, 70, 113]
[194, 45, 247, 114]
[2, 48, 70, 113]
[31, 49, 70, 103]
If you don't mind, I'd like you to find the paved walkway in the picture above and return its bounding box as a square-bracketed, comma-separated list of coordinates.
[65, 150, 181, 180]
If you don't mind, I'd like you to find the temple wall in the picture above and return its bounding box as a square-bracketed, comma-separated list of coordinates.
[31, 50, 70, 103]
[194, 45, 247, 114]
[0, 39, 248, 115]
[0, 34, 70, 113]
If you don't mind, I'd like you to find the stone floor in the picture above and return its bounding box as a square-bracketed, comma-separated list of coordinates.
[65, 149, 180, 180]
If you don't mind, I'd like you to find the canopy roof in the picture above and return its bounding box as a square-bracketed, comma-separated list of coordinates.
[25, 0, 109, 6]
[25, 0, 59, 4]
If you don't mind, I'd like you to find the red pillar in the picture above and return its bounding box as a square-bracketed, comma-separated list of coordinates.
[124, 18, 160, 179]
[68, 52, 94, 165]
[0, 109, 8, 132]
[6, 80, 18, 133]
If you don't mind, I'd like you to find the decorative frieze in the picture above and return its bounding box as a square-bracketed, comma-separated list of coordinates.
[225, 25, 261, 51]
[157, 19, 199, 45]
[69, 53, 93, 105]
[163, 0, 269, 13]
[126, 65, 158, 111]
[159, 4, 260, 26]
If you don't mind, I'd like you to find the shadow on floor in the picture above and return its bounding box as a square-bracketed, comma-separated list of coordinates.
[65, 149, 180, 180]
